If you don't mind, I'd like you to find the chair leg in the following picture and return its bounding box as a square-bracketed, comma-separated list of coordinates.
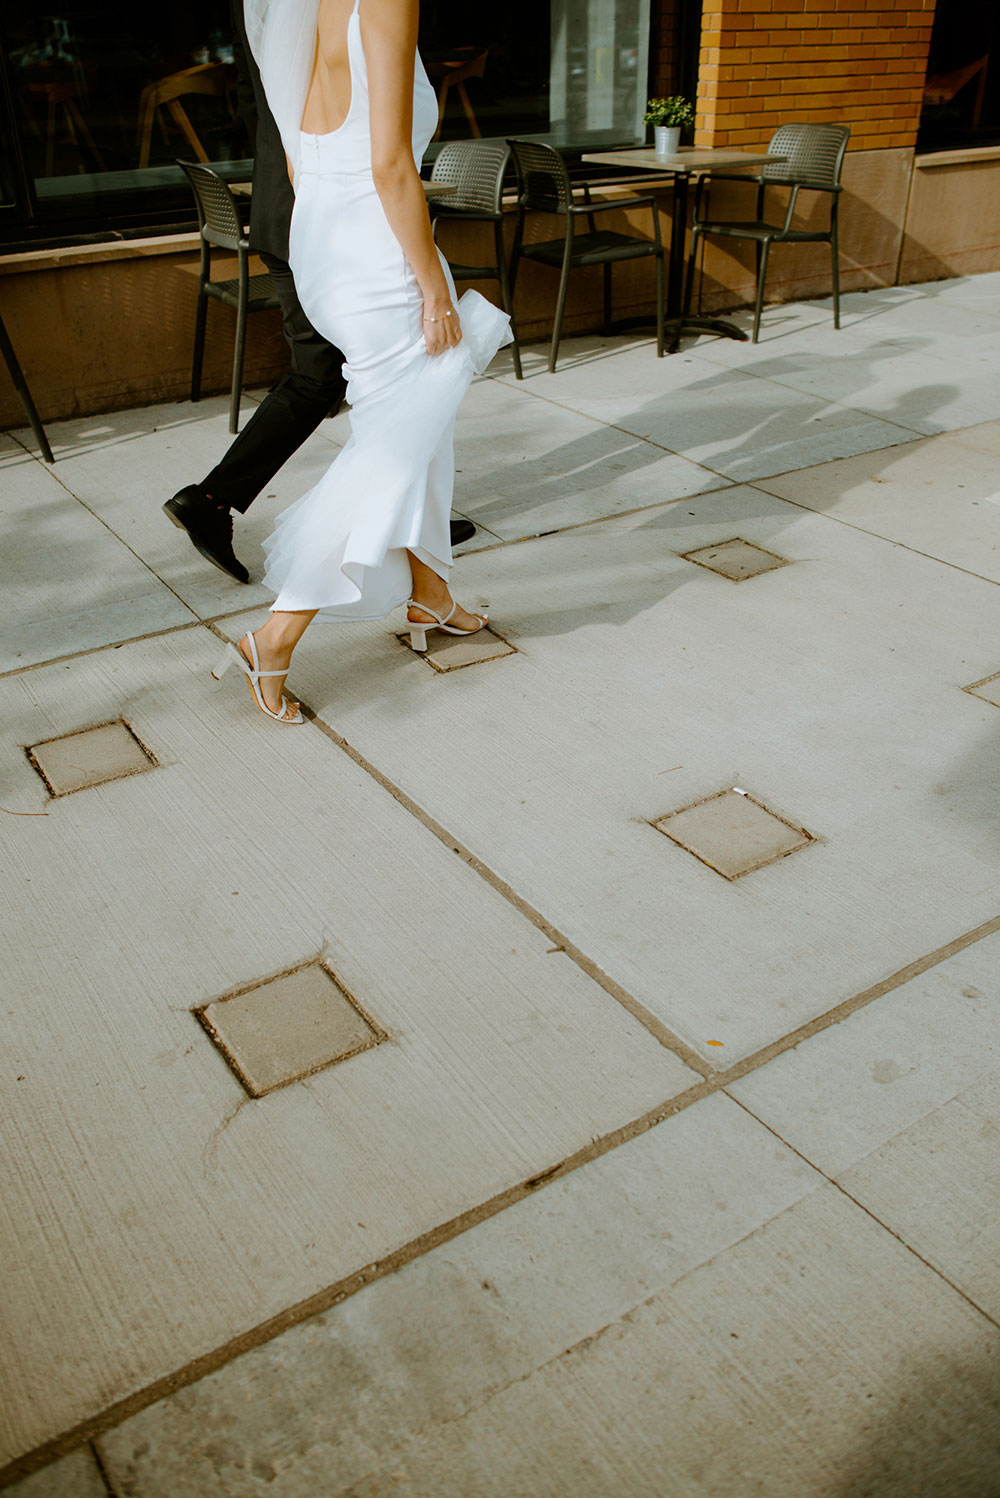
[655, 250, 665, 358]
[508, 212, 525, 379]
[830, 209, 841, 330]
[752, 241, 771, 343]
[230, 273, 249, 435]
[602, 262, 612, 337]
[495, 220, 522, 380]
[683, 225, 701, 318]
[191, 289, 208, 403]
[549, 245, 573, 374]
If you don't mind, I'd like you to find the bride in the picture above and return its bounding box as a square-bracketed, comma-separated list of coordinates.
[214, 0, 511, 722]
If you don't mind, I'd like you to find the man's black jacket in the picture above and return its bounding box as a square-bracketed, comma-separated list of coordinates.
[230, 0, 295, 261]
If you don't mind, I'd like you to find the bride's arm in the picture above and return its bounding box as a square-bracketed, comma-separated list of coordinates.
[363, 0, 462, 355]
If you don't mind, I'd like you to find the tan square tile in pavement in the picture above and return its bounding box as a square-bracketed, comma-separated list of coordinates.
[28, 720, 156, 797]
[654, 788, 814, 880]
[965, 671, 1000, 709]
[681, 537, 791, 581]
[398, 624, 517, 672]
[196, 962, 387, 1097]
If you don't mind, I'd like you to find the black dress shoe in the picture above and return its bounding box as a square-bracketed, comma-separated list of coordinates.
[450, 517, 476, 546]
[163, 486, 249, 584]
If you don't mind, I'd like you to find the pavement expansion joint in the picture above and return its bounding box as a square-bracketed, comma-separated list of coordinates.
[652, 787, 817, 880]
[26, 719, 158, 797]
[394, 624, 517, 671]
[193, 959, 388, 1098]
[963, 670, 1000, 709]
[680, 537, 792, 581]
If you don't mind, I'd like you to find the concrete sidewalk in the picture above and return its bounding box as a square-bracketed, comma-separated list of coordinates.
[2, 278, 1000, 1497]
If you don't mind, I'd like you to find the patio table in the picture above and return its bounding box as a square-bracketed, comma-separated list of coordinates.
[581, 146, 787, 352]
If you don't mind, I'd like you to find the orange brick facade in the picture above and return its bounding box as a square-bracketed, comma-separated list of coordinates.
[691, 0, 935, 153]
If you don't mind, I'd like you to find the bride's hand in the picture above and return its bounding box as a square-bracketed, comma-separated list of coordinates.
[422, 298, 463, 356]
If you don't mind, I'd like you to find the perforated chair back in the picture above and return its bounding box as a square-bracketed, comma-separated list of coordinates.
[507, 139, 574, 215]
[761, 123, 850, 190]
[178, 159, 245, 250]
[430, 140, 510, 216]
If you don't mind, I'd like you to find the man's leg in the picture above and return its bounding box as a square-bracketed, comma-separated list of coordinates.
[163, 254, 346, 581]
[202, 254, 347, 512]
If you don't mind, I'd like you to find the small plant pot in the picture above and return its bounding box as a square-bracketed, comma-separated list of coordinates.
[653, 125, 681, 157]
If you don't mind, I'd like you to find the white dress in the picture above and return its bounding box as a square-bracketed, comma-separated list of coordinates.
[257, 0, 511, 620]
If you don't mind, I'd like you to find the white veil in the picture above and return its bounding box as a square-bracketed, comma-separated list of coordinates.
[243, 0, 321, 183]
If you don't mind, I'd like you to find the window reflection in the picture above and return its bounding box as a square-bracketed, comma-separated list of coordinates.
[919, 0, 998, 151]
[6, 5, 239, 180]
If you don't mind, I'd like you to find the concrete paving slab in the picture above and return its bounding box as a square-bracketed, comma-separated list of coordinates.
[96, 1092, 822, 1496]
[259, 482, 1000, 1064]
[729, 931, 1000, 1175]
[99, 1180, 1000, 1498]
[496, 338, 922, 482]
[28, 719, 157, 796]
[943, 417, 1000, 459]
[456, 370, 729, 540]
[837, 1070, 1000, 1322]
[755, 427, 1000, 582]
[36, 395, 346, 618]
[718, 337, 1000, 438]
[0, 628, 695, 1467]
[0, 440, 193, 672]
[5, 1448, 106, 1498]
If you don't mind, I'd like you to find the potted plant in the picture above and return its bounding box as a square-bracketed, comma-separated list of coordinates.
[644, 96, 694, 157]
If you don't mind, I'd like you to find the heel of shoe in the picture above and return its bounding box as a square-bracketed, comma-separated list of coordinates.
[211, 643, 238, 680]
[408, 626, 428, 653]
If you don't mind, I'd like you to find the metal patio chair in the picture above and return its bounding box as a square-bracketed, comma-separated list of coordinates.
[506, 138, 664, 375]
[178, 160, 280, 434]
[430, 139, 521, 378]
[684, 122, 851, 343]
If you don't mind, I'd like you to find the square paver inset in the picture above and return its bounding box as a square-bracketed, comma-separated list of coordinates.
[964, 672, 1000, 709]
[681, 538, 791, 581]
[196, 962, 387, 1097]
[653, 788, 815, 880]
[27, 720, 156, 796]
[398, 625, 517, 672]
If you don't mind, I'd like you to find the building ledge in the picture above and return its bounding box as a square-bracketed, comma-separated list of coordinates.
[0, 233, 201, 276]
[915, 145, 1000, 170]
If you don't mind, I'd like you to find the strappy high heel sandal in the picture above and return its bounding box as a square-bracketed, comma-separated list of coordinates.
[211, 632, 304, 725]
[405, 599, 488, 653]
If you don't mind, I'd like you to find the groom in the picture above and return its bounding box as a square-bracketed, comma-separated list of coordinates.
[164, 0, 474, 583]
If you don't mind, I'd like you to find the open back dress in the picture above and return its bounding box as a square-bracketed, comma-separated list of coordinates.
[248, 0, 510, 620]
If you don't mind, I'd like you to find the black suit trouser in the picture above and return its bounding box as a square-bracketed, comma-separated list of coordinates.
[201, 253, 348, 514]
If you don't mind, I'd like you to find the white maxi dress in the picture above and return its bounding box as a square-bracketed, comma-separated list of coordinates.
[248, 0, 511, 621]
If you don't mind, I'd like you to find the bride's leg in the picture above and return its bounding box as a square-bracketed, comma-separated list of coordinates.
[406, 553, 483, 632]
[243, 608, 317, 716]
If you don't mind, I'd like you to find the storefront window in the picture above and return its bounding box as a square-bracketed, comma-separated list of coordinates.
[0, 0, 693, 245]
[918, 0, 999, 152]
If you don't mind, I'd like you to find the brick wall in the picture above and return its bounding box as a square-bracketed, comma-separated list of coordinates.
[694, 0, 935, 152]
